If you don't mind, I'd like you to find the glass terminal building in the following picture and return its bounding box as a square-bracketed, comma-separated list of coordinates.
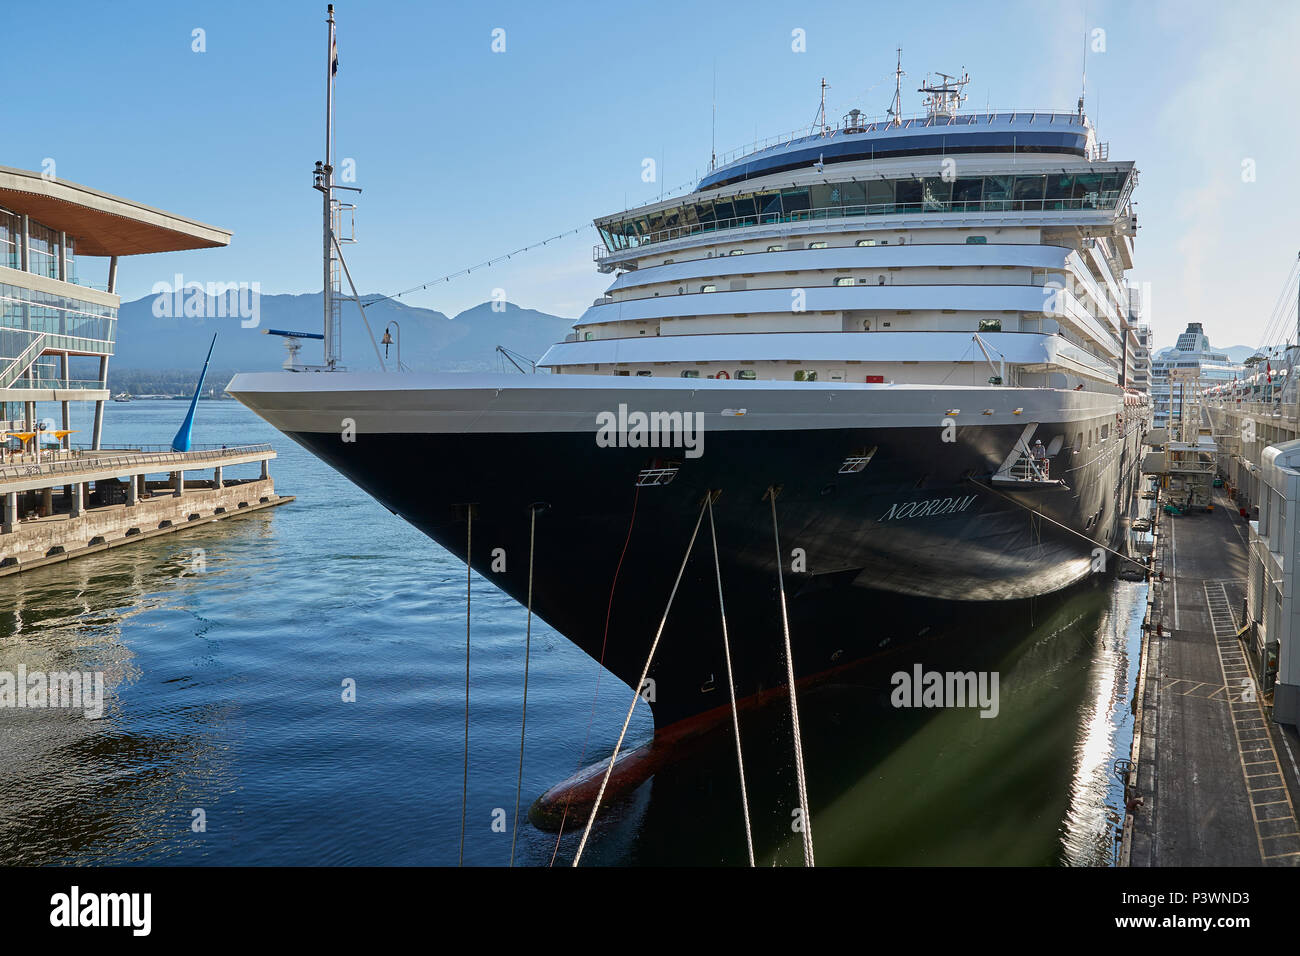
[0, 166, 230, 446]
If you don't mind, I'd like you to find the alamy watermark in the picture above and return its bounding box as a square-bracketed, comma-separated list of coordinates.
[890, 664, 999, 718]
[151, 273, 260, 328]
[595, 404, 704, 459]
[0, 665, 104, 719]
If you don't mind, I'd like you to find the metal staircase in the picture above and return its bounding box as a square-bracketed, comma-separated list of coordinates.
[0, 332, 46, 390]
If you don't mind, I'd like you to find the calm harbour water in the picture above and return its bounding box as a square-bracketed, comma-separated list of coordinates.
[0, 400, 1145, 866]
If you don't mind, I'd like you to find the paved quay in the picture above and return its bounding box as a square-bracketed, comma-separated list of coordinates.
[1126, 490, 1300, 866]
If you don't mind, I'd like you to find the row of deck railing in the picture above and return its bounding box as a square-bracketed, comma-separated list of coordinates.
[0, 443, 273, 481]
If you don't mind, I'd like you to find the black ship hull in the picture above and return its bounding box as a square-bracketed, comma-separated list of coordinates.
[278, 414, 1144, 731]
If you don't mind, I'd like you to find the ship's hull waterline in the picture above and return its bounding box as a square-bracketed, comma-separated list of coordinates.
[229, 372, 1146, 730]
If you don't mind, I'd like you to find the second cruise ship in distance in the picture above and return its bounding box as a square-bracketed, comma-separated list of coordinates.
[230, 57, 1149, 733]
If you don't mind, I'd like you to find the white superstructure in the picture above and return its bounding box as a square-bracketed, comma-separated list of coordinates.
[542, 76, 1140, 396]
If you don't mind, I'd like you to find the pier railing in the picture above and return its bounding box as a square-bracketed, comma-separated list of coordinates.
[0, 443, 273, 482]
[1208, 401, 1300, 425]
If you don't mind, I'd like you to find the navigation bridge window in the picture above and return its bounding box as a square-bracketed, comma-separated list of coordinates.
[598, 170, 1132, 252]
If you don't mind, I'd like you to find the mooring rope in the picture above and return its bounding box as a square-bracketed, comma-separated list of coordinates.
[967, 477, 1143, 572]
[707, 491, 755, 866]
[549, 486, 640, 866]
[509, 505, 537, 867]
[459, 507, 472, 867]
[768, 486, 815, 867]
[572, 496, 709, 866]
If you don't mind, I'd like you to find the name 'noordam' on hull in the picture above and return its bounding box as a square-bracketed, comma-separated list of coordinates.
[229, 54, 1150, 733]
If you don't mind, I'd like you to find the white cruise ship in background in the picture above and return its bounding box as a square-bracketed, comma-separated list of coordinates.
[231, 66, 1150, 732]
[1149, 322, 1244, 429]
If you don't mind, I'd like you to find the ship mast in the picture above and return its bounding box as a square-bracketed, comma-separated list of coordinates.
[815, 77, 830, 135]
[887, 48, 905, 126]
[309, 5, 383, 372]
[321, 5, 336, 367]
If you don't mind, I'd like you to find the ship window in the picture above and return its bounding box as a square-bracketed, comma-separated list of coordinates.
[700, 284, 716, 293]
[584, 331, 594, 341]
[895, 180, 922, 206]
[636, 370, 653, 377]
[1012, 175, 1046, 204]
[781, 188, 810, 214]
[922, 177, 952, 210]
[767, 245, 783, 252]
[794, 370, 818, 382]
[614, 370, 630, 376]
[983, 175, 1013, 207]
[866, 179, 894, 207]
[856, 239, 877, 247]
[834, 277, 854, 287]
[965, 235, 987, 244]
[1046, 174, 1074, 204]
[809, 241, 829, 249]
[953, 178, 983, 208]
[737, 369, 757, 380]
[729, 249, 745, 256]
[1073, 433, 1083, 453]
[680, 370, 700, 378]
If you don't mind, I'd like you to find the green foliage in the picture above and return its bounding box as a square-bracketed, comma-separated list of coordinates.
[106, 368, 236, 398]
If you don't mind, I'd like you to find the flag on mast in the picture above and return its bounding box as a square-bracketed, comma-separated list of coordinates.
[331, 30, 338, 74]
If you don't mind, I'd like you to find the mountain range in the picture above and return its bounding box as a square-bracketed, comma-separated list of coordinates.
[111, 292, 576, 375]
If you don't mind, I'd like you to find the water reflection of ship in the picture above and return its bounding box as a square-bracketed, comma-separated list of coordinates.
[548, 575, 1144, 866]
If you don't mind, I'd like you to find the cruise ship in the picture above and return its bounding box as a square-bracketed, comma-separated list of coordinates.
[1149, 322, 1243, 429]
[229, 59, 1150, 731]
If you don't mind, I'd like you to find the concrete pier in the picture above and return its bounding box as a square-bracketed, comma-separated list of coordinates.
[0, 443, 291, 576]
[1123, 486, 1300, 866]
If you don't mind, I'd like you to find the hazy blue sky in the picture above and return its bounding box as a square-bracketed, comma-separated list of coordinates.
[7, 0, 1299, 352]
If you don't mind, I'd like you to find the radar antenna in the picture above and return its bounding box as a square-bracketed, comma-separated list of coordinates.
[918, 70, 969, 121]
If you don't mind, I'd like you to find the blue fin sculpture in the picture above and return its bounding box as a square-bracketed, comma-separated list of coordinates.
[171, 333, 218, 452]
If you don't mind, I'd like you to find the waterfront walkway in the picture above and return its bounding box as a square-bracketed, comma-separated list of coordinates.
[1128, 490, 1300, 866]
[0, 443, 288, 576]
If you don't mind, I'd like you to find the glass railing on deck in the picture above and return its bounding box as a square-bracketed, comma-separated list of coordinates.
[598, 197, 1118, 259]
[8, 378, 106, 390]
